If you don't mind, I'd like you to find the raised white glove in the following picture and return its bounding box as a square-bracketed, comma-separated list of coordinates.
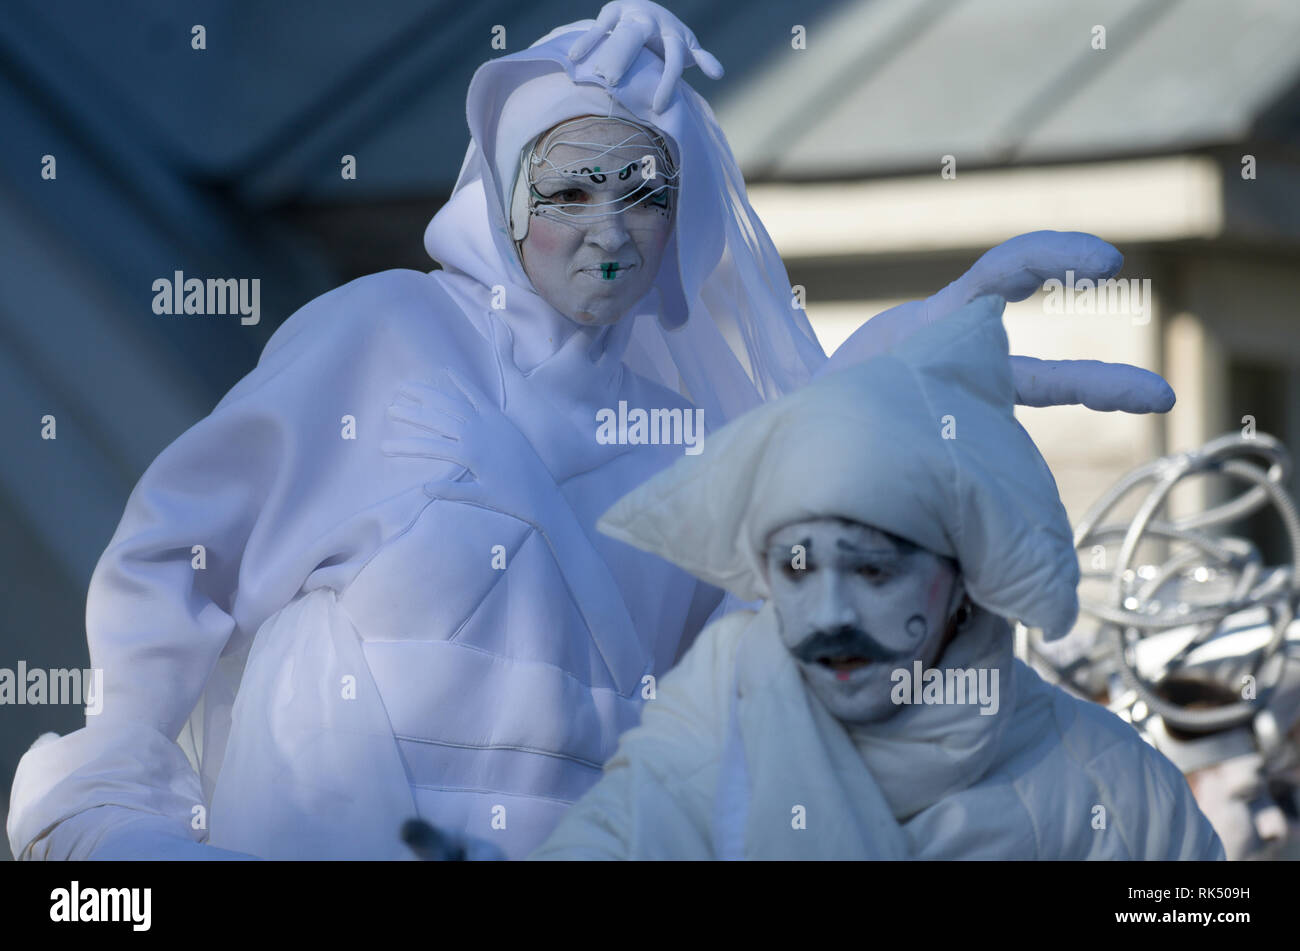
[820, 231, 1175, 413]
[567, 0, 724, 112]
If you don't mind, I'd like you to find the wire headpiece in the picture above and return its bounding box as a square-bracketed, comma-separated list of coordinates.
[510, 115, 679, 243]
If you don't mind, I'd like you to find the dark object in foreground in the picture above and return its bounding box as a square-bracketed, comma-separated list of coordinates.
[401, 818, 466, 861]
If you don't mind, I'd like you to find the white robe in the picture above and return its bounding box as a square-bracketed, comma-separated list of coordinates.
[531, 603, 1227, 860]
[7, 268, 714, 860]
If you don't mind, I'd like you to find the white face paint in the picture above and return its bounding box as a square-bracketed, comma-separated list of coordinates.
[517, 116, 675, 327]
[765, 518, 966, 724]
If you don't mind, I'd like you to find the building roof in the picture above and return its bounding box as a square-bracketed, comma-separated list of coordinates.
[713, 0, 1300, 181]
[13, 0, 1299, 205]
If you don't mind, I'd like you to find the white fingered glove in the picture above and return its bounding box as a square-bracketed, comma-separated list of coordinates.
[567, 0, 724, 112]
[381, 368, 558, 519]
[821, 231, 1175, 413]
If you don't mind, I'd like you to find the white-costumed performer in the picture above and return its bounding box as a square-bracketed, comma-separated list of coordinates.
[8, 2, 1178, 860]
[533, 295, 1224, 860]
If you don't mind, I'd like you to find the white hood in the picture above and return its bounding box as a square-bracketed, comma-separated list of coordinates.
[597, 294, 1081, 639]
[422, 23, 827, 429]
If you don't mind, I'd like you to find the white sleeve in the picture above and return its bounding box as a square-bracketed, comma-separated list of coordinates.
[10, 727, 256, 860]
[6, 275, 399, 860]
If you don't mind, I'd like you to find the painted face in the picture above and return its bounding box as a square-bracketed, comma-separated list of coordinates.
[517, 116, 676, 327]
[765, 518, 966, 724]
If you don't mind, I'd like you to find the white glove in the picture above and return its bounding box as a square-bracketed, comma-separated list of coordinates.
[820, 231, 1175, 413]
[566, 0, 724, 112]
[382, 368, 558, 520]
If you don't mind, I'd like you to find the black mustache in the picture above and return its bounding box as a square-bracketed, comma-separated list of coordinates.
[792, 625, 912, 665]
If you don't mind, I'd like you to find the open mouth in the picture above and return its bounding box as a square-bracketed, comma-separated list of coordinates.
[816, 655, 872, 672]
[814, 655, 874, 681]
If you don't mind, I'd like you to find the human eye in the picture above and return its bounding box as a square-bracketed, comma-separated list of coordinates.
[534, 186, 586, 205]
[854, 560, 892, 583]
[623, 182, 669, 210]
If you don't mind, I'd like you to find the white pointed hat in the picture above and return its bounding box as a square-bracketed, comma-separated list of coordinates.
[597, 294, 1080, 639]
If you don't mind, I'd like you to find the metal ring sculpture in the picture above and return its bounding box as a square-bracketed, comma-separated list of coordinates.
[1024, 432, 1299, 734]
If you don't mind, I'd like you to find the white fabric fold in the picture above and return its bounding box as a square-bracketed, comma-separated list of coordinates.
[732, 602, 912, 859]
[207, 588, 420, 859]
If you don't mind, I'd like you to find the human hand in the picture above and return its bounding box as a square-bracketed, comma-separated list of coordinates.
[381, 369, 555, 517]
[821, 231, 1175, 413]
[567, 0, 724, 112]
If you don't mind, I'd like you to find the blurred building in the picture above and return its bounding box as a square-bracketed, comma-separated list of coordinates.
[2, 0, 1299, 855]
[718, 0, 1300, 542]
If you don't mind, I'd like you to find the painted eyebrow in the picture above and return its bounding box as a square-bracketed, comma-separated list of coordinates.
[533, 176, 583, 189]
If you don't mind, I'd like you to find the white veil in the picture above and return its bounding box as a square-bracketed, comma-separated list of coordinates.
[423, 21, 827, 429]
